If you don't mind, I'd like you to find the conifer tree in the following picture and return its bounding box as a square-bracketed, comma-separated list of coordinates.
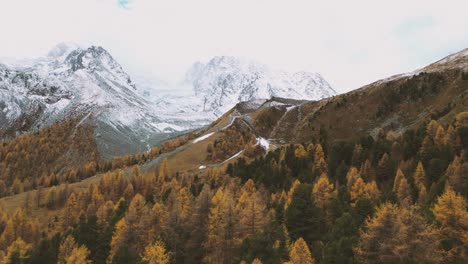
[413, 162, 426, 189]
[141, 240, 171, 264]
[3, 238, 31, 264]
[62, 192, 79, 229]
[393, 169, 410, 203]
[312, 173, 335, 210]
[58, 235, 77, 264]
[433, 187, 468, 263]
[294, 145, 307, 159]
[355, 203, 442, 263]
[66, 245, 91, 264]
[287, 237, 314, 264]
[204, 189, 238, 264]
[237, 180, 269, 239]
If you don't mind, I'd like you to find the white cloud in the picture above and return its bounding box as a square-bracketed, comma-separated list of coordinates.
[0, 0, 467, 92]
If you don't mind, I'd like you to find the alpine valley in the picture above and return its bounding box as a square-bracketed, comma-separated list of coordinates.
[0, 44, 467, 264]
[0, 43, 335, 158]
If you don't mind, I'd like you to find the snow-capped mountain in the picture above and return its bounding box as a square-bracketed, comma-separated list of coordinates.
[0, 44, 336, 158]
[182, 56, 336, 115]
[0, 43, 207, 157]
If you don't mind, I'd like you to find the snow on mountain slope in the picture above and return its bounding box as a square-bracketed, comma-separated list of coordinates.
[0, 43, 203, 157]
[1, 44, 336, 158]
[183, 56, 336, 116]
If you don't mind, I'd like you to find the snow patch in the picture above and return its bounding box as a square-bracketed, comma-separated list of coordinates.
[256, 137, 270, 151]
[152, 122, 188, 132]
[193, 132, 215, 144]
[222, 150, 244, 163]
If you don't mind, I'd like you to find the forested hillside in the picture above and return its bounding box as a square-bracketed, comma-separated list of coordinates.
[0, 110, 466, 263]
[0, 49, 467, 264]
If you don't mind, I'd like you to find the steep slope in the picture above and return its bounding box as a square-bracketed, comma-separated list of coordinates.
[171, 47, 468, 169]
[0, 44, 191, 158]
[1, 47, 336, 158]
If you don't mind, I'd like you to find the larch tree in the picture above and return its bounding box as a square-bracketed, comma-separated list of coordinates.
[286, 237, 314, 264]
[141, 240, 171, 264]
[252, 258, 263, 264]
[294, 145, 307, 159]
[434, 126, 446, 146]
[433, 187, 468, 263]
[393, 169, 410, 203]
[397, 206, 443, 263]
[58, 235, 77, 264]
[413, 162, 427, 189]
[314, 144, 328, 175]
[445, 156, 467, 194]
[108, 195, 149, 263]
[455, 111, 468, 127]
[312, 173, 335, 210]
[3, 238, 31, 264]
[285, 180, 301, 210]
[66, 245, 91, 264]
[186, 184, 211, 264]
[158, 158, 170, 186]
[62, 192, 79, 229]
[346, 167, 361, 191]
[108, 219, 131, 264]
[355, 203, 400, 264]
[356, 203, 443, 264]
[164, 187, 193, 263]
[427, 120, 441, 139]
[237, 179, 269, 239]
[204, 189, 238, 264]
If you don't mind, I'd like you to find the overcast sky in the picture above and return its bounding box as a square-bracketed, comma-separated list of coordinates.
[0, 0, 467, 92]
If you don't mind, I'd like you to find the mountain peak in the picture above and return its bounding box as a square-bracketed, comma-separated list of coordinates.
[63, 45, 122, 73]
[47, 42, 81, 61]
[185, 56, 335, 115]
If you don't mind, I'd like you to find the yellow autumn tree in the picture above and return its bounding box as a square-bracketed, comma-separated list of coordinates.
[66, 245, 91, 264]
[427, 120, 441, 139]
[158, 158, 170, 185]
[314, 144, 327, 175]
[58, 235, 77, 264]
[393, 169, 411, 203]
[346, 167, 360, 190]
[3, 238, 31, 264]
[294, 145, 307, 159]
[237, 179, 269, 239]
[108, 218, 129, 263]
[62, 192, 80, 229]
[446, 156, 467, 194]
[312, 173, 335, 210]
[455, 111, 468, 127]
[355, 203, 442, 264]
[285, 180, 301, 209]
[204, 189, 238, 264]
[252, 258, 263, 264]
[141, 240, 171, 264]
[413, 162, 426, 189]
[433, 187, 468, 263]
[348, 170, 380, 205]
[286, 237, 314, 264]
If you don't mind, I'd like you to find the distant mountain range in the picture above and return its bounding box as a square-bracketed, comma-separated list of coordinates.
[0, 43, 335, 157]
